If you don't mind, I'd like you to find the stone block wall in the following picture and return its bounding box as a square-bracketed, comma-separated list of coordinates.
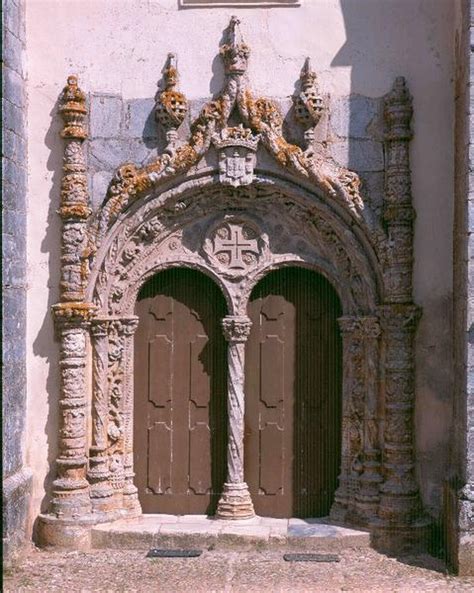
[87, 92, 385, 215]
[451, 0, 474, 575]
[2, 0, 32, 565]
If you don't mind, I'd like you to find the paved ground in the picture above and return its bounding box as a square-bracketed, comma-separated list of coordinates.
[4, 547, 474, 592]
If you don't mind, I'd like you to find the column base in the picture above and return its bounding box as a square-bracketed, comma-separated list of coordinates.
[216, 482, 255, 520]
[370, 516, 432, 556]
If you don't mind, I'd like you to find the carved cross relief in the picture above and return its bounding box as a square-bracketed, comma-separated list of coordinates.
[203, 218, 266, 277]
[213, 223, 259, 269]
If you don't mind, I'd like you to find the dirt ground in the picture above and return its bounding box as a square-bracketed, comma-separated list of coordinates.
[3, 547, 474, 592]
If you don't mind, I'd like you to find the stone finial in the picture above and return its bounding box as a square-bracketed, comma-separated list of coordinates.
[384, 76, 413, 141]
[293, 58, 324, 149]
[220, 16, 250, 76]
[59, 75, 88, 140]
[155, 53, 189, 153]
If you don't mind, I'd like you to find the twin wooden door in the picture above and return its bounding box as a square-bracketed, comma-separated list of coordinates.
[134, 267, 342, 517]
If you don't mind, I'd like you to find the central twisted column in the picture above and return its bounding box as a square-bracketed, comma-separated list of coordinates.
[216, 315, 255, 519]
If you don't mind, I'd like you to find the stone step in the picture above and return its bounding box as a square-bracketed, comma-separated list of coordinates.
[91, 515, 370, 552]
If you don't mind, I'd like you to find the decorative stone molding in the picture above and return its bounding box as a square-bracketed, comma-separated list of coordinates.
[203, 217, 267, 279]
[155, 53, 188, 155]
[377, 304, 421, 520]
[217, 315, 255, 519]
[212, 125, 260, 187]
[330, 315, 384, 525]
[382, 77, 415, 303]
[90, 16, 364, 249]
[58, 75, 92, 303]
[293, 57, 324, 152]
[50, 307, 94, 519]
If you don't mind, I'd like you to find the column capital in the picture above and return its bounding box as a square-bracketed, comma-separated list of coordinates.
[118, 316, 140, 336]
[377, 304, 421, 333]
[52, 302, 97, 326]
[221, 315, 252, 343]
[338, 315, 381, 338]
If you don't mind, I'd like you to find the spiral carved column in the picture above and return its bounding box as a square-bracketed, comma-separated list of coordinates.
[216, 316, 255, 519]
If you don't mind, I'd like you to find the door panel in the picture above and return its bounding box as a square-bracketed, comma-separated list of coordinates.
[245, 267, 342, 518]
[134, 268, 227, 515]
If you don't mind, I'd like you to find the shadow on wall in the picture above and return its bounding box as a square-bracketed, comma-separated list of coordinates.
[31, 97, 63, 537]
[333, 0, 453, 561]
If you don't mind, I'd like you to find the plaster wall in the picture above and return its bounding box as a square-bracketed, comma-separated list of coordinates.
[26, 0, 456, 530]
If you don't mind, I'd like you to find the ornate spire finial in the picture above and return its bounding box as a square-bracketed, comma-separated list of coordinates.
[163, 53, 178, 90]
[59, 74, 87, 139]
[220, 16, 250, 76]
[155, 53, 189, 154]
[293, 57, 324, 150]
[300, 57, 317, 89]
[384, 76, 413, 141]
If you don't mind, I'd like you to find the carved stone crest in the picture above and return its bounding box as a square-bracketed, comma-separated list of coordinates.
[203, 217, 266, 277]
[212, 126, 260, 187]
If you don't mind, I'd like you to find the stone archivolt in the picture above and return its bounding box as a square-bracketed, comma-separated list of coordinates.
[40, 16, 427, 554]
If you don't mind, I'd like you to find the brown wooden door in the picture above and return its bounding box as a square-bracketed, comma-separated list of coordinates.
[245, 267, 342, 518]
[134, 268, 227, 515]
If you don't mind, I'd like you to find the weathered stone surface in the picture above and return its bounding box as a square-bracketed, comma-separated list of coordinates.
[2, 469, 33, 564]
[123, 98, 157, 139]
[89, 94, 123, 138]
[91, 170, 114, 210]
[330, 139, 384, 172]
[3, 28, 24, 77]
[3, 68, 26, 109]
[330, 95, 381, 140]
[2, 0, 30, 566]
[89, 138, 151, 170]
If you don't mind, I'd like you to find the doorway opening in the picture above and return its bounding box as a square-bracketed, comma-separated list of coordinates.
[245, 267, 343, 518]
[134, 268, 228, 515]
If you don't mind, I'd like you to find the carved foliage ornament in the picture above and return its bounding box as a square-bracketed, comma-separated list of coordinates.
[90, 15, 365, 248]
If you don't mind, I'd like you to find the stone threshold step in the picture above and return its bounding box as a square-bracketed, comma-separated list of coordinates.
[91, 515, 370, 551]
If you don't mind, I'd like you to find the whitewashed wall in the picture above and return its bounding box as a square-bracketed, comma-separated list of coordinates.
[26, 0, 456, 531]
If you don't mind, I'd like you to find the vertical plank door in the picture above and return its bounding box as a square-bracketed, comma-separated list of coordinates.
[134, 269, 227, 515]
[245, 267, 342, 517]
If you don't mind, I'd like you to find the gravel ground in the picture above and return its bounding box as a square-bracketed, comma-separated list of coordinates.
[4, 547, 474, 592]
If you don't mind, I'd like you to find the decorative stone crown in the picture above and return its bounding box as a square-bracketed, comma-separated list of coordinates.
[212, 125, 260, 152]
[293, 58, 324, 130]
[219, 16, 250, 76]
[155, 53, 188, 131]
[59, 75, 88, 140]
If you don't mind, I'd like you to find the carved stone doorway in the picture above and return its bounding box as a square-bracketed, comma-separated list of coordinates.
[133, 268, 228, 515]
[245, 267, 342, 518]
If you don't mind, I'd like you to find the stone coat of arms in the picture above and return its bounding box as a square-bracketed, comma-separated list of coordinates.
[212, 125, 260, 187]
